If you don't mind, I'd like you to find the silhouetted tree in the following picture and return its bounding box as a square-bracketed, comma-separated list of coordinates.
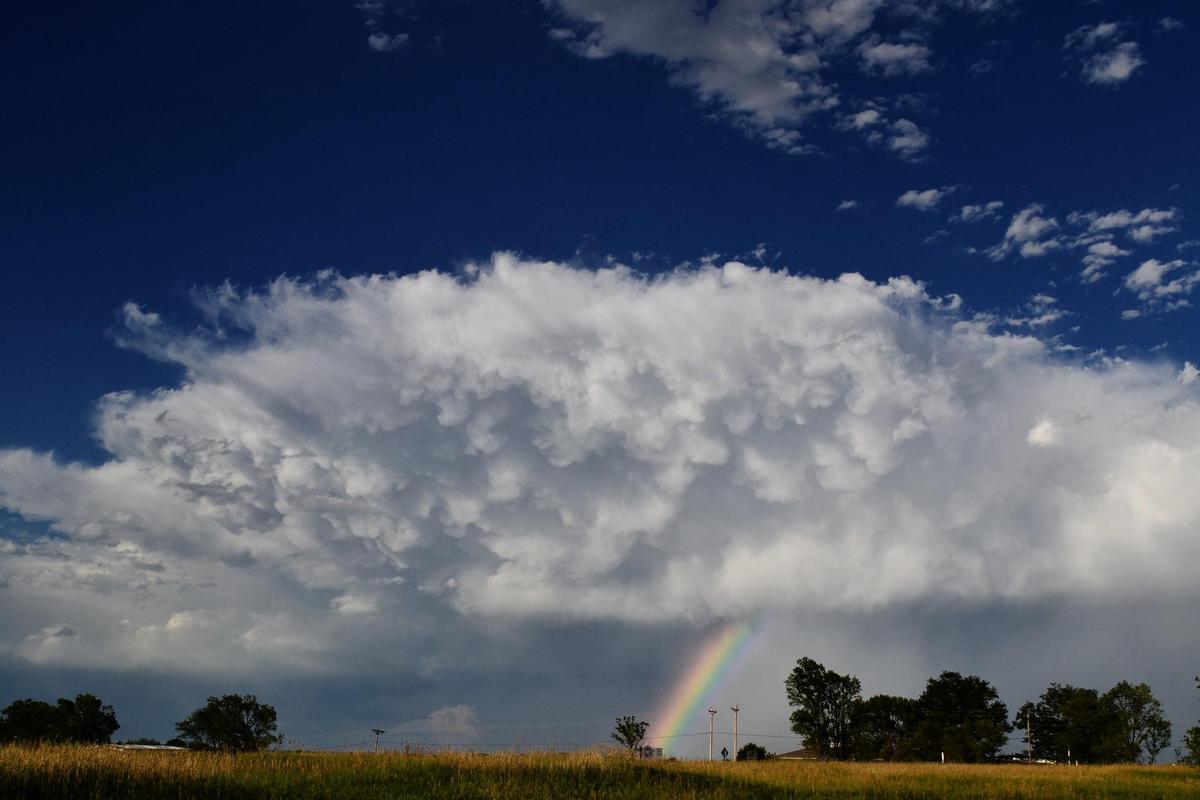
[785, 657, 862, 760]
[1183, 677, 1200, 767]
[0, 694, 119, 744]
[611, 715, 650, 751]
[1102, 681, 1172, 764]
[57, 693, 120, 744]
[174, 694, 283, 752]
[911, 672, 1009, 762]
[0, 699, 61, 743]
[737, 742, 771, 761]
[1013, 684, 1114, 764]
[849, 694, 918, 761]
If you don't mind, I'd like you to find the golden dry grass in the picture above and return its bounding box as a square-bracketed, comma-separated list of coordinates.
[2, 744, 1198, 799]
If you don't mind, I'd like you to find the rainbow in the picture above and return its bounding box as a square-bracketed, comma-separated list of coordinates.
[652, 619, 762, 752]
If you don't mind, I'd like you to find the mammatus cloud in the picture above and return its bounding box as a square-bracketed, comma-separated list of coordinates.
[1063, 22, 1144, 86]
[545, 0, 1003, 156]
[3, 257, 1200, 679]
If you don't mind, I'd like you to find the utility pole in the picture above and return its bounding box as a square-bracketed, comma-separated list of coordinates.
[371, 728, 385, 754]
[730, 705, 739, 762]
[708, 708, 717, 762]
[1026, 715, 1032, 764]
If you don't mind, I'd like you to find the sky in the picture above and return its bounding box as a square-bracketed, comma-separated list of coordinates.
[1, 0, 1199, 757]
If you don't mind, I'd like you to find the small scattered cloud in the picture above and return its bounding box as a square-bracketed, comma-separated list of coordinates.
[889, 118, 932, 158]
[982, 203, 1184, 279]
[1123, 258, 1200, 307]
[367, 31, 409, 52]
[859, 39, 934, 77]
[1063, 22, 1144, 85]
[1005, 294, 1066, 329]
[846, 109, 883, 130]
[969, 59, 994, 76]
[840, 106, 931, 160]
[837, 200, 861, 212]
[986, 203, 1060, 259]
[956, 201, 1004, 223]
[1064, 21, 1121, 52]
[1080, 240, 1131, 283]
[1157, 17, 1184, 34]
[923, 229, 950, 245]
[897, 186, 956, 212]
[1074, 207, 1179, 240]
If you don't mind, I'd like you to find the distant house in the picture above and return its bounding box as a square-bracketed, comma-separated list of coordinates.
[776, 746, 820, 761]
[639, 746, 664, 759]
[109, 744, 187, 752]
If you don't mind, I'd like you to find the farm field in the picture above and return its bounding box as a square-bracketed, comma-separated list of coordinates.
[2, 746, 1199, 799]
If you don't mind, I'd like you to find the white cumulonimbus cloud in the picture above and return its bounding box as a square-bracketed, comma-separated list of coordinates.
[2, 256, 1200, 674]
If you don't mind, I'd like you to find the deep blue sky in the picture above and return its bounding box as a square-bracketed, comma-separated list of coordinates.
[3, 1, 1197, 463]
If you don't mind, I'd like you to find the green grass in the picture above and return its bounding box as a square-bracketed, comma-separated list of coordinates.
[2, 745, 1198, 799]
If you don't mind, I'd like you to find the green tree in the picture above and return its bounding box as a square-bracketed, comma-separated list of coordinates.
[849, 694, 918, 761]
[611, 715, 650, 751]
[911, 672, 1009, 762]
[785, 656, 862, 760]
[737, 742, 771, 761]
[174, 694, 283, 752]
[1101, 681, 1172, 764]
[1013, 684, 1113, 764]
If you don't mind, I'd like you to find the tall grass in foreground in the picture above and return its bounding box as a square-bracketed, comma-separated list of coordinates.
[2, 745, 1199, 799]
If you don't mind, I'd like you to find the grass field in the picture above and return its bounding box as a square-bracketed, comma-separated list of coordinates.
[3, 745, 1199, 799]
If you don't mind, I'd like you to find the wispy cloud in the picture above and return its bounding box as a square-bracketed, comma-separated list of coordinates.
[545, 0, 1004, 156]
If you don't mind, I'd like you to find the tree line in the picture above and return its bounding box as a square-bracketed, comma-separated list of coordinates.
[784, 657, 1199, 764]
[0, 693, 281, 752]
